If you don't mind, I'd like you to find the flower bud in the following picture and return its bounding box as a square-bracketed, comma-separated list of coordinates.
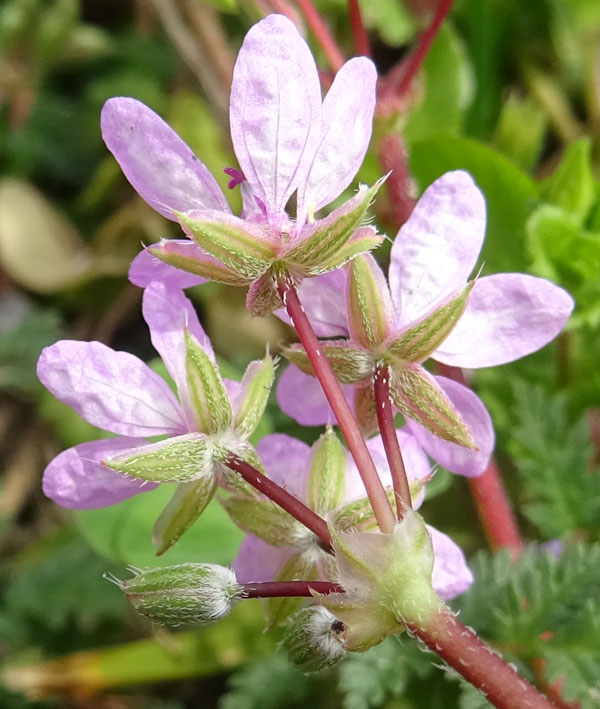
[107, 563, 242, 627]
[281, 606, 347, 672]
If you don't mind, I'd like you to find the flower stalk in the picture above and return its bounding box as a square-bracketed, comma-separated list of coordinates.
[348, 0, 371, 57]
[278, 280, 397, 533]
[224, 453, 333, 551]
[241, 581, 343, 599]
[373, 363, 412, 518]
[409, 606, 555, 709]
[295, 0, 345, 72]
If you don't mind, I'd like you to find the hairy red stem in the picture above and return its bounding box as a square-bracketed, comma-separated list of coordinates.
[279, 282, 397, 533]
[348, 0, 371, 57]
[394, 0, 455, 98]
[410, 607, 555, 709]
[373, 364, 412, 517]
[225, 454, 333, 551]
[295, 0, 345, 72]
[242, 580, 343, 599]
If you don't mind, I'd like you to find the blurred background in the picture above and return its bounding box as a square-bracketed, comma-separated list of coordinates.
[1, 1, 599, 707]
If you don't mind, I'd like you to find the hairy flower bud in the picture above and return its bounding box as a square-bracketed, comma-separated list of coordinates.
[281, 606, 347, 672]
[107, 563, 242, 627]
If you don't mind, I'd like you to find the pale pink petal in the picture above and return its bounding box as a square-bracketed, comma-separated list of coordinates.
[256, 434, 311, 499]
[389, 171, 486, 326]
[101, 98, 230, 220]
[428, 525, 473, 600]
[434, 273, 575, 368]
[297, 57, 377, 224]
[229, 15, 321, 225]
[406, 376, 494, 478]
[274, 269, 349, 338]
[38, 341, 186, 437]
[142, 282, 212, 428]
[43, 438, 157, 509]
[277, 365, 354, 426]
[128, 244, 206, 289]
[232, 534, 296, 583]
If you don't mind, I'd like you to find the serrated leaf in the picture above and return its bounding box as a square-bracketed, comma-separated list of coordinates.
[185, 331, 233, 434]
[104, 433, 212, 483]
[307, 428, 346, 514]
[153, 477, 218, 555]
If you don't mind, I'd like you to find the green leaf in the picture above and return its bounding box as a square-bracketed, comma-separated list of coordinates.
[409, 136, 539, 273]
[77, 492, 243, 568]
[492, 92, 547, 172]
[540, 139, 597, 223]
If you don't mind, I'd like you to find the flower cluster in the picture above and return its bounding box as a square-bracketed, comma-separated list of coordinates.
[38, 12, 573, 677]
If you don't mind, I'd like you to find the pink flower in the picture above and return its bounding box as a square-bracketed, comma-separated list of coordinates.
[101, 15, 381, 314]
[277, 171, 574, 477]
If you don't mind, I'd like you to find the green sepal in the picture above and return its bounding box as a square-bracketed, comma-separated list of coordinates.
[245, 271, 283, 317]
[150, 243, 251, 286]
[177, 212, 274, 281]
[103, 433, 212, 482]
[286, 180, 384, 270]
[390, 364, 475, 448]
[152, 477, 217, 555]
[221, 495, 301, 547]
[265, 556, 318, 629]
[353, 383, 378, 436]
[307, 427, 346, 514]
[233, 354, 275, 437]
[309, 228, 383, 276]
[281, 606, 347, 672]
[387, 283, 473, 362]
[347, 254, 393, 349]
[185, 331, 232, 434]
[218, 442, 266, 497]
[283, 341, 373, 384]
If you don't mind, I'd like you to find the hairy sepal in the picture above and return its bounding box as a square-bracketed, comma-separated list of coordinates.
[308, 227, 383, 276]
[233, 355, 275, 437]
[388, 283, 473, 362]
[221, 495, 301, 547]
[103, 433, 212, 482]
[389, 365, 476, 448]
[285, 180, 384, 271]
[153, 477, 217, 555]
[283, 341, 373, 384]
[185, 331, 232, 434]
[307, 428, 346, 514]
[348, 254, 393, 349]
[245, 272, 283, 317]
[265, 556, 318, 629]
[281, 606, 347, 672]
[149, 242, 250, 287]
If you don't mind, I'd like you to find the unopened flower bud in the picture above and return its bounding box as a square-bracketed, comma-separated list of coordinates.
[281, 606, 347, 672]
[107, 563, 241, 627]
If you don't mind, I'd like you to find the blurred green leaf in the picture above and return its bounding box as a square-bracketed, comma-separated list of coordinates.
[492, 93, 547, 171]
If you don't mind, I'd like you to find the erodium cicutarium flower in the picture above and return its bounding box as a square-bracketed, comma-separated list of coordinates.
[101, 14, 382, 315]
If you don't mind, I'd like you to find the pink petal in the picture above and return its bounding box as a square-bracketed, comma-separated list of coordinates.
[38, 341, 186, 437]
[276, 365, 354, 426]
[389, 171, 486, 326]
[229, 15, 321, 225]
[256, 434, 311, 499]
[43, 438, 157, 509]
[232, 534, 296, 583]
[428, 525, 473, 600]
[297, 57, 377, 225]
[101, 98, 230, 220]
[274, 269, 349, 338]
[128, 244, 206, 289]
[434, 273, 575, 368]
[142, 282, 212, 428]
[406, 376, 494, 478]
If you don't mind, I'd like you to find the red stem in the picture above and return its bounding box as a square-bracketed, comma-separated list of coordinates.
[295, 0, 345, 72]
[242, 580, 343, 598]
[225, 454, 333, 552]
[394, 0, 455, 98]
[411, 607, 555, 709]
[436, 364, 524, 559]
[278, 282, 397, 533]
[348, 0, 371, 57]
[373, 364, 412, 518]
